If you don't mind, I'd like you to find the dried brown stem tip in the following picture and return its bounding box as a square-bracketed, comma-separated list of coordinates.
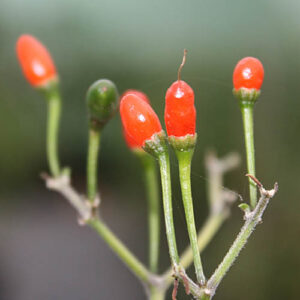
[172, 278, 179, 300]
[180, 271, 191, 295]
[177, 49, 187, 82]
[246, 174, 263, 188]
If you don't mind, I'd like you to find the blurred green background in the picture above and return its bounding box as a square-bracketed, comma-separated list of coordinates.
[0, 0, 299, 299]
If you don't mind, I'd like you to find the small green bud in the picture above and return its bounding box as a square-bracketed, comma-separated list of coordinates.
[86, 79, 119, 129]
[238, 203, 250, 212]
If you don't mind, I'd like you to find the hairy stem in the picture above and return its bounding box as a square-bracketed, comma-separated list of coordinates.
[200, 294, 211, 300]
[88, 217, 153, 285]
[158, 151, 179, 267]
[207, 183, 278, 295]
[44, 174, 155, 288]
[148, 287, 166, 300]
[139, 153, 160, 273]
[163, 152, 240, 288]
[46, 88, 61, 177]
[179, 214, 224, 273]
[241, 105, 257, 208]
[87, 128, 101, 202]
[176, 150, 206, 285]
[163, 213, 225, 287]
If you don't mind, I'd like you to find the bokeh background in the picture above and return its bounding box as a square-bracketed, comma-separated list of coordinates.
[0, 0, 299, 299]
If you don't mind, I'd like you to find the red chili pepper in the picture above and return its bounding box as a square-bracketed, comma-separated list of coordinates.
[233, 57, 264, 91]
[16, 34, 57, 87]
[164, 50, 196, 138]
[121, 89, 150, 105]
[121, 90, 150, 149]
[123, 129, 140, 149]
[120, 93, 162, 148]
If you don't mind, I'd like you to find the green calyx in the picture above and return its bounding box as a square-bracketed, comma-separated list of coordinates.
[38, 77, 60, 99]
[86, 79, 119, 129]
[168, 134, 197, 152]
[132, 147, 150, 158]
[143, 131, 168, 157]
[233, 88, 260, 108]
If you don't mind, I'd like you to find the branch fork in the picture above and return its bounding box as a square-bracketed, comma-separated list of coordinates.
[206, 177, 278, 297]
[41, 151, 277, 300]
[41, 172, 93, 223]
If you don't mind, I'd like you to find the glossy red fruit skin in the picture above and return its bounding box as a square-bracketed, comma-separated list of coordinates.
[233, 57, 264, 91]
[123, 130, 139, 149]
[16, 34, 57, 87]
[121, 90, 150, 149]
[165, 80, 196, 137]
[120, 94, 162, 148]
[121, 89, 150, 105]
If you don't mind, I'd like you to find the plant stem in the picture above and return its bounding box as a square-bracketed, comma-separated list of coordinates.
[157, 151, 179, 267]
[149, 287, 166, 300]
[163, 151, 240, 288]
[176, 150, 206, 285]
[87, 128, 101, 202]
[163, 214, 225, 287]
[44, 173, 91, 221]
[180, 214, 224, 274]
[46, 87, 61, 177]
[88, 217, 152, 285]
[207, 183, 278, 293]
[241, 104, 257, 208]
[200, 294, 211, 300]
[139, 153, 160, 273]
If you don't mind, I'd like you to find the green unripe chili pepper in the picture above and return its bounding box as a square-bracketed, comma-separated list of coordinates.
[86, 79, 119, 129]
